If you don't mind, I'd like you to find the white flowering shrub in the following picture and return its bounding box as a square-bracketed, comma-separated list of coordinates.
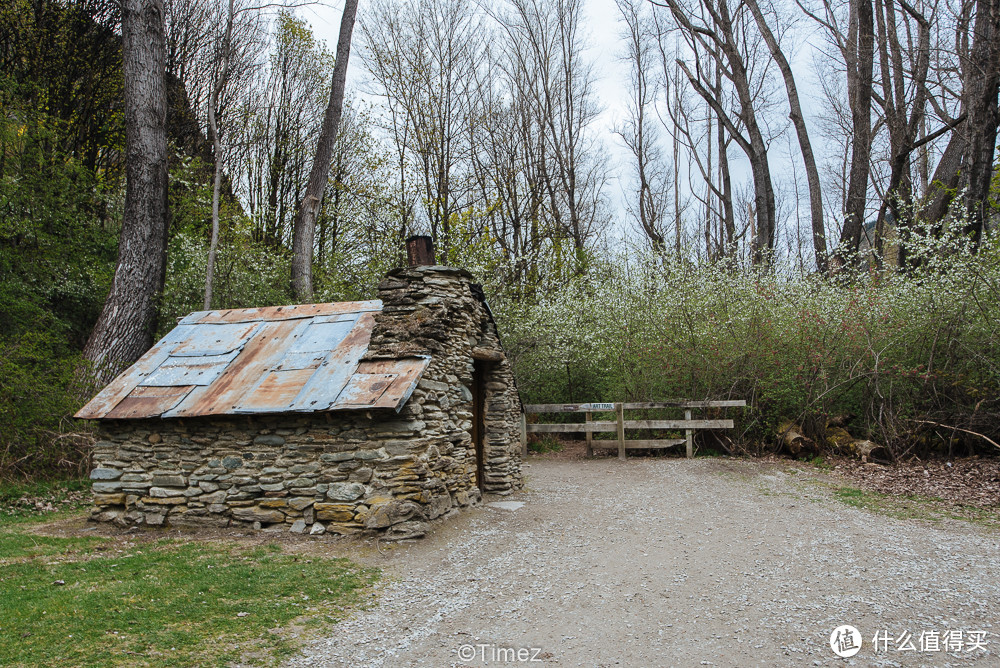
[159, 227, 292, 336]
[494, 225, 1000, 458]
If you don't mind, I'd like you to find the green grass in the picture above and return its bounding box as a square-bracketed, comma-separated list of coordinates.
[528, 435, 564, 453]
[832, 484, 1000, 529]
[0, 524, 106, 560]
[0, 499, 379, 667]
[802, 455, 833, 470]
[0, 477, 90, 500]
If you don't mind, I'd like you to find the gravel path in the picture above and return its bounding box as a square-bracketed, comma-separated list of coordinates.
[286, 457, 1000, 667]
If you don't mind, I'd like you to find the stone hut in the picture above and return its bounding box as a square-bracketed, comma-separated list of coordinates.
[75, 240, 524, 538]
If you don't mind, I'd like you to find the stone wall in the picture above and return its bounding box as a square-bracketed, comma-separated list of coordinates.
[89, 265, 523, 536]
[367, 265, 523, 494]
[91, 412, 476, 538]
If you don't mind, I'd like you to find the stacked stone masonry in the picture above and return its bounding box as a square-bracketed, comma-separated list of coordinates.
[90, 266, 523, 537]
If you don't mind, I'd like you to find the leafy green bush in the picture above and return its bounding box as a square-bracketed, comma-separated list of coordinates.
[0, 82, 115, 479]
[159, 227, 293, 334]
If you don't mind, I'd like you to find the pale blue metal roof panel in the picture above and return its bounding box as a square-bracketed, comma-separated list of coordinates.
[284, 312, 375, 412]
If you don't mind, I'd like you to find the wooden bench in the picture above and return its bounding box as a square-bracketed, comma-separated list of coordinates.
[521, 400, 746, 460]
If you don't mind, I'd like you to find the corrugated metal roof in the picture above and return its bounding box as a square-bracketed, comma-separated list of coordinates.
[75, 300, 430, 420]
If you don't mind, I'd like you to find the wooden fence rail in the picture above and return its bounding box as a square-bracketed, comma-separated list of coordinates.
[520, 400, 746, 460]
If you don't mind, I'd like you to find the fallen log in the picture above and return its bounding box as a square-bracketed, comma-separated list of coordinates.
[825, 426, 854, 450]
[826, 425, 889, 461]
[778, 420, 816, 457]
[848, 439, 889, 462]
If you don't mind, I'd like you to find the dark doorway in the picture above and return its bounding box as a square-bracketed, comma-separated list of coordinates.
[471, 360, 488, 491]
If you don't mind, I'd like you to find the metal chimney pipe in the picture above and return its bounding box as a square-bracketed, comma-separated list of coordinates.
[406, 235, 435, 267]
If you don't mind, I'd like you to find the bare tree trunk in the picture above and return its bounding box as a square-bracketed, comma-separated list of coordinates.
[919, 0, 998, 247]
[205, 117, 223, 309]
[290, 0, 359, 302]
[917, 115, 929, 197]
[81, 0, 169, 389]
[673, 56, 682, 255]
[705, 79, 713, 261]
[833, 0, 875, 267]
[958, 0, 1000, 244]
[745, 0, 827, 271]
[871, 0, 931, 266]
[715, 70, 735, 254]
[921, 131, 966, 223]
[204, 0, 236, 310]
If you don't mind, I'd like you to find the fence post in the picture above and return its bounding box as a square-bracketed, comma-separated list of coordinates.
[585, 411, 593, 458]
[684, 408, 693, 458]
[616, 403, 625, 460]
[520, 413, 527, 458]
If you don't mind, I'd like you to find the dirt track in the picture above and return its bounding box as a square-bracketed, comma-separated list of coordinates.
[286, 455, 1000, 667]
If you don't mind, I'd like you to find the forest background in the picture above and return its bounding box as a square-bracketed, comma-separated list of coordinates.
[2, 0, 999, 479]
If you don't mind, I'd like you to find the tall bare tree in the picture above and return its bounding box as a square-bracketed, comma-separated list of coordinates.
[198, 0, 266, 308]
[801, 0, 875, 266]
[617, 0, 671, 251]
[918, 0, 999, 246]
[205, 0, 234, 309]
[495, 0, 607, 257]
[82, 0, 169, 387]
[363, 0, 485, 261]
[869, 0, 936, 264]
[467, 39, 552, 294]
[654, 0, 778, 263]
[662, 59, 726, 257]
[290, 0, 359, 301]
[745, 0, 828, 270]
[955, 0, 1000, 243]
[239, 13, 330, 250]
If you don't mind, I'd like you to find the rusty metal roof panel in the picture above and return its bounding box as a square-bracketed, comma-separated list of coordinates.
[229, 313, 371, 414]
[284, 312, 375, 412]
[336, 373, 397, 406]
[104, 385, 196, 419]
[170, 322, 260, 356]
[180, 300, 381, 325]
[139, 351, 239, 387]
[162, 317, 310, 418]
[331, 357, 430, 411]
[74, 324, 198, 419]
[75, 300, 430, 419]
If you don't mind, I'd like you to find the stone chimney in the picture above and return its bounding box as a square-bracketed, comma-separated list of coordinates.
[406, 235, 435, 267]
[363, 240, 481, 363]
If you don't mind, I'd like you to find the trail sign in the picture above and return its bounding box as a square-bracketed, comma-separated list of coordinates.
[580, 402, 615, 411]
